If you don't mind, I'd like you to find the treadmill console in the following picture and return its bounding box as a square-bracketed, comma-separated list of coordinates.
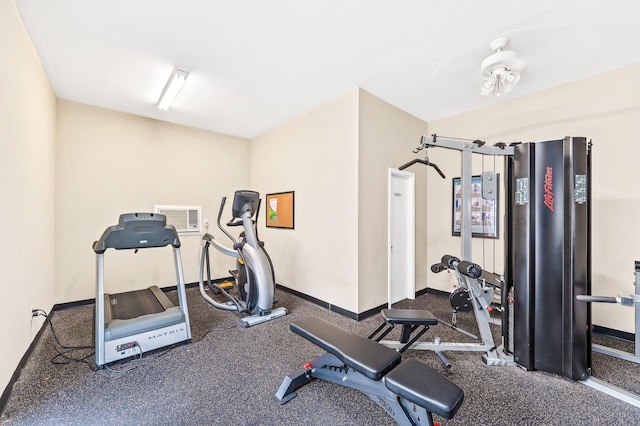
[93, 212, 181, 253]
[231, 190, 260, 219]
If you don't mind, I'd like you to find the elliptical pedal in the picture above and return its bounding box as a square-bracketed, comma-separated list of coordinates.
[219, 280, 234, 291]
[211, 280, 234, 295]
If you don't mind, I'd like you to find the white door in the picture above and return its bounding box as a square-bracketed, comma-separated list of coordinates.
[388, 169, 415, 307]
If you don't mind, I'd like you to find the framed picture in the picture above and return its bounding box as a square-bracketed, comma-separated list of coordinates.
[452, 175, 499, 239]
[265, 191, 295, 229]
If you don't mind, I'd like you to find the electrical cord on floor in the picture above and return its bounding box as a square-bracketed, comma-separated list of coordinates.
[195, 323, 238, 344]
[32, 309, 95, 368]
[33, 309, 234, 373]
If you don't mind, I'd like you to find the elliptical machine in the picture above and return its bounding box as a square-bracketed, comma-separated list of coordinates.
[199, 190, 287, 327]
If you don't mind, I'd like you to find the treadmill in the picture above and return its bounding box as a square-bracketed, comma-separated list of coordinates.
[94, 212, 192, 367]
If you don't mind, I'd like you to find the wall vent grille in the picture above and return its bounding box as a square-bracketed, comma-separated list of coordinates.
[154, 205, 202, 234]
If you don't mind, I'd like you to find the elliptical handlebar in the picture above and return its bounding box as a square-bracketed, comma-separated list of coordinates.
[255, 199, 262, 241]
[217, 196, 227, 222]
[217, 196, 237, 244]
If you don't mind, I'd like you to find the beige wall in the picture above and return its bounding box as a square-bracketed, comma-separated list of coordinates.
[0, 0, 56, 395]
[250, 90, 360, 312]
[427, 64, 640, 332]
[55, 101, 250, 302]
[357, 89, 428, 311]
[250, 89, 428, 314]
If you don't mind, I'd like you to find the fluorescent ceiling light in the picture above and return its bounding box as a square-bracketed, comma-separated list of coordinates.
[158, 69, 189, 110]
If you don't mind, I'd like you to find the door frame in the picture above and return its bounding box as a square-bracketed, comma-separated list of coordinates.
[388, 168, 416, 307]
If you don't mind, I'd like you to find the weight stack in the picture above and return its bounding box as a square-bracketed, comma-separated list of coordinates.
[505, 136, 591, 381]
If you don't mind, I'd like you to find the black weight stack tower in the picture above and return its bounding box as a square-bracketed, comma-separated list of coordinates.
[504, 136, 591, 380]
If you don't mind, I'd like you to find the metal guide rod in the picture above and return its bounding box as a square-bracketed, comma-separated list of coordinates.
[417, 134, 514, 259]
[461, 151, 472, 259]
[636, 262, 639, 357]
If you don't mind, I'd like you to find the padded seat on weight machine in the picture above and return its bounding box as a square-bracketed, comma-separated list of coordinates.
[368, 309, 439, 347]
[382, 309, 438, 326]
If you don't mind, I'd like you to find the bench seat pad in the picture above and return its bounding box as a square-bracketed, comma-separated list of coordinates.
[385, 358, 464, 419]
[382, 309, 438, 326]
[291, 316, 401, 381]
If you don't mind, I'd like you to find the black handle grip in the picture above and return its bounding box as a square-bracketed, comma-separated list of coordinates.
[441, 255, 460, 269]
[458, 261, 483, 279]
[431, 263, 447, 273]
[217, 197, 227, 223]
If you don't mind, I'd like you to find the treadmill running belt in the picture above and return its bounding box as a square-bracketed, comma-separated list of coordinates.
[109, 289, 165, 320]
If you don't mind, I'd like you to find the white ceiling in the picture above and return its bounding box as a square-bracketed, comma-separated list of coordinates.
[15, 0, 640, 139]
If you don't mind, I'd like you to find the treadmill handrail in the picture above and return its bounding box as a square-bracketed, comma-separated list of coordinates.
[93, 213, 181, 253]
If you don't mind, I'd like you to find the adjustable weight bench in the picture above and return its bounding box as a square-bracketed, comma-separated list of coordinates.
[274, 316, 464, 426]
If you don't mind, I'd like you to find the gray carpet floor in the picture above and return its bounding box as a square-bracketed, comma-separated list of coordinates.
[2, 286, 640, 425]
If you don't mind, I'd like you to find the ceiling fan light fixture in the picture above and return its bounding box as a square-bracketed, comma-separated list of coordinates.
[479, 76, 497, 96]
[479, 37, 524, 97]
[158, 69, 189, 111]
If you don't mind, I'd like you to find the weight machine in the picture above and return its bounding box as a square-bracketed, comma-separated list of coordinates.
[386, 135, 592, 377]
[389, 134, 640, 408]
[383, 135, 589, 373]
[378, 135, 515, 366]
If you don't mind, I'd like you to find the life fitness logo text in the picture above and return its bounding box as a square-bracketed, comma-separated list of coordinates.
[543, 166, 554, 212]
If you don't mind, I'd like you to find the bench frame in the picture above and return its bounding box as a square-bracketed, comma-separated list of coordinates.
[275, 352, 435, 425]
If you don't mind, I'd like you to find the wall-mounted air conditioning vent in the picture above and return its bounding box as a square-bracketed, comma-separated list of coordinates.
[154, 205, 202, 234]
